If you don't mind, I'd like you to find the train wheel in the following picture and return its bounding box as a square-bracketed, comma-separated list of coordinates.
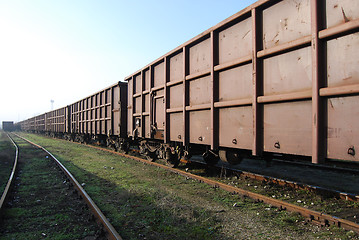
[161, 147, 180, 168]
[165, 150, 180, 168]
[122, 141, 130, 154]
[166, 158, 179, 168]
[203, 150, 219, 165]
[145, 151, 157, 162]
[219, 149, 243, 165]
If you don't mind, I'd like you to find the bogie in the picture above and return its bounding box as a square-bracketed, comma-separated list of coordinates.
[218, 149, 243, 165]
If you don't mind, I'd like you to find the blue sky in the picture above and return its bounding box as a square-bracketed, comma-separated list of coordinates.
[0, 0, 256, 123]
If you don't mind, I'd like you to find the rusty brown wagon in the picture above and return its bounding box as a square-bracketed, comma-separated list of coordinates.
[126, 0, 359, 166]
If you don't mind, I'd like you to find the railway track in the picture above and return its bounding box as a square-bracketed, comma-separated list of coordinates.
[272, 158, 359, 176]
[188, 159, 359, 203]
[71, 140, 359, 234]
[1, 133, 122, 240]
[103, 144, 359, 203]
[0, 133, 18, 214]
[13, 132, 359, 236]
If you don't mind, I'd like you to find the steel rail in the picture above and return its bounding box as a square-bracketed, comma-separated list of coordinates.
[13, 134, 122, 240]
[272, 158, 359, 175]
[115, 146, 359, 203]
[187, 160, 359, 203]
[127, 148, 359, 203]
[78, 143, 359, 234]
[0, 133, 19, 213]
[230, 167, 359, 202]
[18, 133, 359, 233]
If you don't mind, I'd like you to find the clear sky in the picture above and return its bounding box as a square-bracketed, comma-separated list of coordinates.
[0, 0, 256, 124]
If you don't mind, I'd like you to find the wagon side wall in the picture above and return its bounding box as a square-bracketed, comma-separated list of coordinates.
[126, 0, 359, 163]
[45, 106, 68, 133]
[68, 82, 125, 137]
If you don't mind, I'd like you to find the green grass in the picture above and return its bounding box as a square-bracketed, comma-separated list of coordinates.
[0, 135, 100, 240]
[14, 133, 359, 240]
[14, 134, 224, 239]
[0, 132, 15, 193]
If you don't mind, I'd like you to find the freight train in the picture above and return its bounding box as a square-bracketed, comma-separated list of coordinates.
[2, 121, 14, 131]
[16, 0, 359, 167]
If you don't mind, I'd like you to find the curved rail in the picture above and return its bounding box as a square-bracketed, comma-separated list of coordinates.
[82, 143, 359, 234]
[13, 134, 122, 240]
[0, 133, 19, 213]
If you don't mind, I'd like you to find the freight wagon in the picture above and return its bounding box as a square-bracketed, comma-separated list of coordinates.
[44, 106, 70, 138]
[27, 117, 35, 132]
[68, 81, 128, 149]
[126, 0, 359, 166]
[17, 82, 128, 150]
[34, 114, 46, 132]
[2, 121, 14, 131]
[16, 0, 359, 168]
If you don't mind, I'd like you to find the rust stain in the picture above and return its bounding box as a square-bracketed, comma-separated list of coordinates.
[272, 32, 279, 41]
[263, 34, 267, 48]
[342, 76, 353, 81]
[329, 99, 334, 109]
[280, 18, 288, 30]
[341, 7, 350, 23]
[242, 30, 250, 39]
[328, 127, 341, 138]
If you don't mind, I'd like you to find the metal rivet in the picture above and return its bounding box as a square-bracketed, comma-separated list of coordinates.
[274, 141, 280, 149]
[232, 139, 237, 144]
[198, 136, 203, 141]
[348, 146, 355, 156]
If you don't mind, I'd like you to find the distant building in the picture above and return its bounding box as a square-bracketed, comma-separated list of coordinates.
[2, 121, 14, 131]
